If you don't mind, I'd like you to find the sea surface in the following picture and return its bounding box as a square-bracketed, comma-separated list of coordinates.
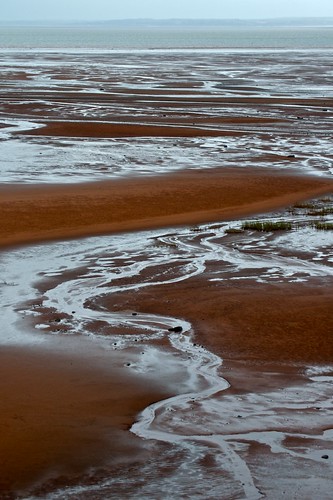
[0, 25, 332, 50]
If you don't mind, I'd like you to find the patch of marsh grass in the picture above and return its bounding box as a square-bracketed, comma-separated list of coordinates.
[241, 221, 292, 232]
[307, 208, 333, 216]
[225, 228, 244, 234]
[313, 222, 333, 230]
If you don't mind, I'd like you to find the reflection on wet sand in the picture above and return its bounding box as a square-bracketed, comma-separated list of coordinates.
[1, 201, 333, 498]
[0, 48, 333, 498]
[0, 50, 332, 184]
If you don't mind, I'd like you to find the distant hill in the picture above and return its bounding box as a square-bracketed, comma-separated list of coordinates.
[1, 17, 333, 28]
[93, 18, 333, 28]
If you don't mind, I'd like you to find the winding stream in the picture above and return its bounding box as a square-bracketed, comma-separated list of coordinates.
[1, 215, 332, 498]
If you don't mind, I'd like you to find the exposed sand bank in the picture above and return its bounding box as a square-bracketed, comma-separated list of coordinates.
[0, 339, 171, 494]
[1, 168, 332, 249]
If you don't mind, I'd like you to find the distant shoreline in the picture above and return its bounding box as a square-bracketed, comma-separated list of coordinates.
[1, 17, 333, 28]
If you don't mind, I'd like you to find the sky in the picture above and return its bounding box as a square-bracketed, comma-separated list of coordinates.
[1, 0, 333, 21]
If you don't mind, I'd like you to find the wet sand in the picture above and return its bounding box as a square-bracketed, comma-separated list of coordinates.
[0, 340, 171, 495]
[1, 49, 333, 497]
[1, 168, 333, 496]
[0, 168, 332, 249]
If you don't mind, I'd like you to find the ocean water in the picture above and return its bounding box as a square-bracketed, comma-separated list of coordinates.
[0, 25, 332, 50]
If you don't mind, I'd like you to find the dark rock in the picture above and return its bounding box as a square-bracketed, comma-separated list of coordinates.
[168, 326, 183, 333]
[322, 455, 329, 460]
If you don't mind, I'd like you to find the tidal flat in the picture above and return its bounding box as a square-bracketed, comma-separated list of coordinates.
[0, 48, 332, 499]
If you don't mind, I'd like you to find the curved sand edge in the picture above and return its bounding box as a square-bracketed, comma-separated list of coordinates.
[1, 168, 332, 249]
[1, 168, 332, 495]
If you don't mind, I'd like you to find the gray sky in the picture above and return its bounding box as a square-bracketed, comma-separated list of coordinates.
[1, 0, 333, 21]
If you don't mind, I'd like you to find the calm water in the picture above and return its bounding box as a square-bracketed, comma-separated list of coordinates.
[0, 25, 333, 50]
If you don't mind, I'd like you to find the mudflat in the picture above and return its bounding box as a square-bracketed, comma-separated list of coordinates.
[1, 48, 333, 498]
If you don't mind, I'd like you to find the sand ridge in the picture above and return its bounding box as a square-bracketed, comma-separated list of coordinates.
[1, 167, 332, 249]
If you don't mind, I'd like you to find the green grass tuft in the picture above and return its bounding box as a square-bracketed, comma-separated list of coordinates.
[313, 222, 333, 230]
[225, 228, 244, 234]
[241, 221, 292, 232]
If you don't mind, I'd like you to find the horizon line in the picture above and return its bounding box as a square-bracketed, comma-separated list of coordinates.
[1, 16, 333, 22]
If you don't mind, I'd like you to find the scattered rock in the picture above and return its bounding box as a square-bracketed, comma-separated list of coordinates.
[132, 312, 138, 316]
[322, 455, 329, 460]
[168, 326, 183, 333]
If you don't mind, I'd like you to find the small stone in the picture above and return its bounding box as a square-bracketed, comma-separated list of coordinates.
[168, 326, 183, 333]
[322, 455, 329, 460]
[132, 312, 138, 316]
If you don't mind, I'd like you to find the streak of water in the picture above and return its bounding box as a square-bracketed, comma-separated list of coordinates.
[1, 213, 333, 497]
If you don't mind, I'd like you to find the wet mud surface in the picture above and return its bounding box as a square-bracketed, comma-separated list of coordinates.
[0, 50, 332, 183]
[0, 49, 333, 498]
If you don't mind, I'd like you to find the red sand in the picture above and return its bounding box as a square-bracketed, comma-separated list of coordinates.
[0, 167, 332, 249]
[1, 53, 333, 495]
[1, 166, 332, 494]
